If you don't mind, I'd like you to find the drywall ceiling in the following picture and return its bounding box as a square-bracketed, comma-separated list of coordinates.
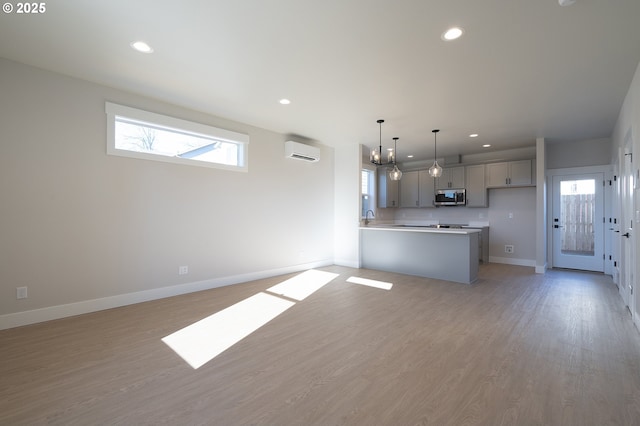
[1, 0, 639, 161]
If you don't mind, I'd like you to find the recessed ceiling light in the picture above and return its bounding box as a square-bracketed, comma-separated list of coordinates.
[442, 27, 464, 41]
[483, 144, 491, 148]
[279, 98, 291, 105]
[469, 133, 479, 138]
[130, 41, 153, 53]
[407, 155, 414, 158]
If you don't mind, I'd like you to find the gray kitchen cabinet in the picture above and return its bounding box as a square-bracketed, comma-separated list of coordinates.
[435, 166, 465, 189]
[486, 160, 532, 187]
[465, 164, 487, 207]
[418, 170, 436, 207]
[378, 167, 399, 208]
[399, 171, 420, 207]
[510, 159, 534, 185]
[400, 171, 436, 207]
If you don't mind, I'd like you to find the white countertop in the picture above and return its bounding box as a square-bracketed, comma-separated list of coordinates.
[360, 224, 481, 235]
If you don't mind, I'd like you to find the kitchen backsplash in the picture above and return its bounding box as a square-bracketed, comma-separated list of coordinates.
[391, 206, 489, 225]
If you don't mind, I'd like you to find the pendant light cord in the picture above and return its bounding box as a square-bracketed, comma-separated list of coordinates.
[378, 119, 384, 155]
[432, 129, 440, 159]
[393, 137, 398, 164]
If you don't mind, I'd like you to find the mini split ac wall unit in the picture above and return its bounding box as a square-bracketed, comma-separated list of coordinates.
[284, 141, 320, 162]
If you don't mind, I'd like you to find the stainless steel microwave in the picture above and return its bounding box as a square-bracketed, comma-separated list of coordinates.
[434, 189, 466, 206]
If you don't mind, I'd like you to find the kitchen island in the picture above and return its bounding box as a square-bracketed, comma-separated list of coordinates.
[360, 225, 480, 284]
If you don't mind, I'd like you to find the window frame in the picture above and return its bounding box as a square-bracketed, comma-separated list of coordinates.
[105, 102, 249, 172]
[361, 166, 376, 218]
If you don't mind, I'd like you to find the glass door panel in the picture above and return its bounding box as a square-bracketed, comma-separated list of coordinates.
[560, 179, 595, 256]
[552, 173, 604, 271]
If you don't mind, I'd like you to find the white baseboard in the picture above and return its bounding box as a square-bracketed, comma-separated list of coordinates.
[489, 256, 536, 267]
[535, 264, 547, 274]
[0, 260, 334, 330]
[333, 258, 360, 268]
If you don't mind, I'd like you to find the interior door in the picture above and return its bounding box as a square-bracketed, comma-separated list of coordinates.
[610, 163, 624, 299]
[552, 173, 604, 271]
[620, 136, 634, 317]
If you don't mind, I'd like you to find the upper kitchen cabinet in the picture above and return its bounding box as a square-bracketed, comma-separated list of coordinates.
[418, 170, 436, 207]
[399, 170, 436, 208]
[465, 164, 487, 207]
[399, 171, 420, 208]
[378, 167, 399, 208]
[435, 166, 465, 189]
[486, 160, 533, 187]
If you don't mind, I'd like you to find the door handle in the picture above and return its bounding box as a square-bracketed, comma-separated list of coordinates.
[553, 225, 564, 229]
[622, 232, 630, 238]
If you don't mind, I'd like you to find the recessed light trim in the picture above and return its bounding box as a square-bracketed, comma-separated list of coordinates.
[279, 98, 291, 105]
[130, 41, 153, 53]
[442, 27, 464, 41]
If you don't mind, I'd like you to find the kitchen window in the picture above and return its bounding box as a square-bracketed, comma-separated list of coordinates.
[105, 102, 249, 171]
[361, 168, 376, 218]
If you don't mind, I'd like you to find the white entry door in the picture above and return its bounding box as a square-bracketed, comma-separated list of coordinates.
[552, 173, 604, 271]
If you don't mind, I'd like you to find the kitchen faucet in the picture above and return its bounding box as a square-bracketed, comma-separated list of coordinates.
[365, 209, 375, 225]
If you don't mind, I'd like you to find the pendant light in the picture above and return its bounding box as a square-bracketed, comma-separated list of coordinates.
[428, 129, 443, 178]
[389, 137, 402, 181]
[370, 119, 393, 166]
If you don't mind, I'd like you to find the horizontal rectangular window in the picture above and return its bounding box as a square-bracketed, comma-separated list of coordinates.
[106, 102, 249, 171]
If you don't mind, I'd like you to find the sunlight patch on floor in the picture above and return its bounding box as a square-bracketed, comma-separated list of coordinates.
[162, 292, 295, 369]
[162, 269, 339, 369]
[346, 276, 393, 290]
[266, 269, 339, 301]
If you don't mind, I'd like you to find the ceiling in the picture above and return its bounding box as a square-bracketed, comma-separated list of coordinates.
[2, 0, 640, 162]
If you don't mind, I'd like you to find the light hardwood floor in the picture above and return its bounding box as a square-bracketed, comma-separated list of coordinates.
[1, 264, 640, 425]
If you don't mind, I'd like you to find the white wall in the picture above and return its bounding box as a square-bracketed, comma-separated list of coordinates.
[486, 187, 537, 265]
[0, 59, 335, 328]
[536, 138, 547, 273]
[546, 138, 611, 169]
[333, 143, 361, 267]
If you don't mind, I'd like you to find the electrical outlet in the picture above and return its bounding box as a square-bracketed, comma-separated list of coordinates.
[16, 286, 28, 299]
[505, 245, 514, 254]
[178, 266, 189, 275]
